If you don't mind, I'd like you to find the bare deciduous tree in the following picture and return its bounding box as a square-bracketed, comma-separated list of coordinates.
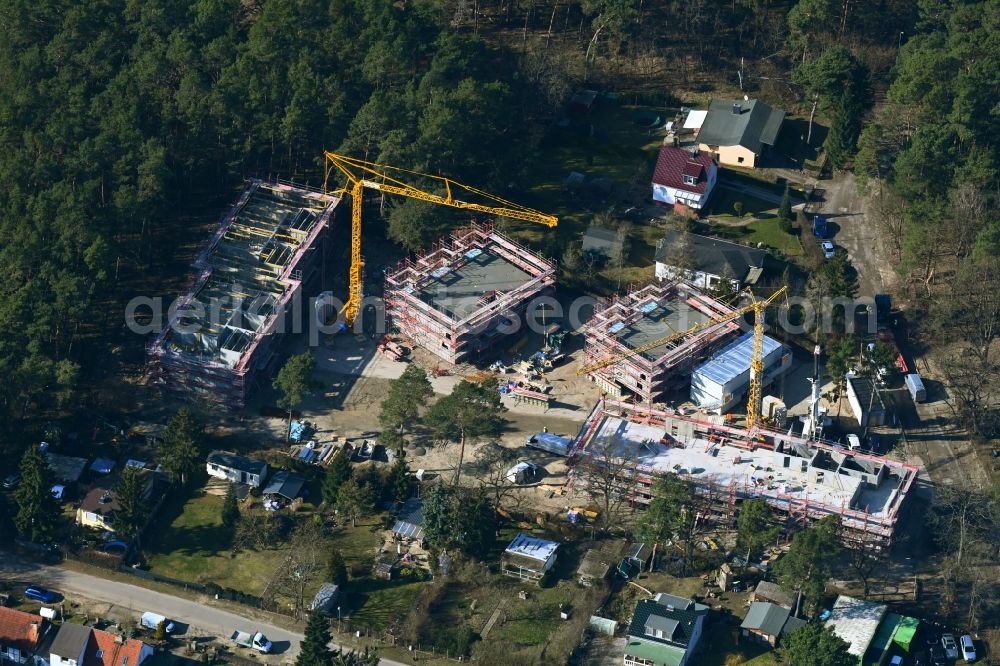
[575, 439, 637, 534]
[264, 520, 326, 615]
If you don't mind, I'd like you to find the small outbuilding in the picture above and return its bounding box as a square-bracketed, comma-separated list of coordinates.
[576, 549, 612, 587]
[45, 454, 88, 484]
[206, 451, 268, 488]
[391, 498, 425, 542]
[501, 534, 558, 583]
[308, 583, 341, 614]
[740, 601, 806, 647]
[262, 471, 304, 501]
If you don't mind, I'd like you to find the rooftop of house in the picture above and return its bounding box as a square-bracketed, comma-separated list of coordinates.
[206, 451, 267, 476]
[655, 230, 768, 285]
[697, 99, 785, 154]
[825, 595, 889, 658]
[504, 533, 558, 563]
[262, 470, 304, 500]
[46, 453, 89, 483]
[0, 607, 46, 654]
[752, 581, 793, 608]
[86, 628, 148, 666]
[50, 623, 92, 660]
[391, 497, 425, 540]
[626, 594, 708, 648]
[79, 485, 121, 517]
[651, 146, 716, 195]
[741, 601, 805, 637]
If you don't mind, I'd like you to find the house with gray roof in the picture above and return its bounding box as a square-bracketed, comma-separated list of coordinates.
[740, 601, 806, 647]
[206, 451, 268, 488]
[655, 230, 769, 291]
[623, 593, 708, 666]
[696, 99, 785, 168]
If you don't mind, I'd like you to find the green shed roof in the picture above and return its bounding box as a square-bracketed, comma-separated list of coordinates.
[892, 616, 920, 651]
[624, 638, 686, 666]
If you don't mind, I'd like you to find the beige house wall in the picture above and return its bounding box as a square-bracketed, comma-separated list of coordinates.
[698, 143, 757, 168]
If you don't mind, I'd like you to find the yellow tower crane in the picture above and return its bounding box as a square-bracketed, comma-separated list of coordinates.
[322, 151, 558, 327]
[578, 285, 788, 431]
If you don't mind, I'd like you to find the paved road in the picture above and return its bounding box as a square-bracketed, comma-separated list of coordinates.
[0, 557, 408, 666]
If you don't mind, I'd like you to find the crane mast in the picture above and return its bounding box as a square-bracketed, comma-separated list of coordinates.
[322, 151, 557, 327]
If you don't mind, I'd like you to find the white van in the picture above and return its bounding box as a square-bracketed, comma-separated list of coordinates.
[141, 612, 175, 634]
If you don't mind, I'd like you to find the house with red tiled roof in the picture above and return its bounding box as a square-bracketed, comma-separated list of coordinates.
[651, 146, 718, 211]
[0, 607, 48, 664]
[49, 625, 152, 666]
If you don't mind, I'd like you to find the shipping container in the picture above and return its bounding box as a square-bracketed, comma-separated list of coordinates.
[905, 373, 926, 403]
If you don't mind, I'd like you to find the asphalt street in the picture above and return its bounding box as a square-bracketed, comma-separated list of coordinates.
[0, 556, 407, 666]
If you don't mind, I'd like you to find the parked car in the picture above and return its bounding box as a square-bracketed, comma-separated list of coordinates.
[941, 634, 959, 660]
[821, 241, 836, 259]
[959, 635, 976, 662]
[929, 647, 948, 666]
[24, 586, 57, 603]
[231, 630, 271, 654]
[2, 474, 20, 490]
[141, 611, 176, 634]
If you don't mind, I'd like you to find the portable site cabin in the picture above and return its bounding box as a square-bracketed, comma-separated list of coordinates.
[501, 534, 558, 582]
[525, 432, 573, 456]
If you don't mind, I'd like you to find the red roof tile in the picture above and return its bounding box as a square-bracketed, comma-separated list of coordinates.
[85, 629, 149, 666]
[0, 607, 46, 654]
[651, 147, 715, 195]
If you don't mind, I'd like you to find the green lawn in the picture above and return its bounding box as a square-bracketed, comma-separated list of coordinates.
[348, 577, 424, 630]
[706, 217, 802, 256]
[699, 621, 782, 666]
[703, 187, 776, 220]
[146, 491, 286, 595]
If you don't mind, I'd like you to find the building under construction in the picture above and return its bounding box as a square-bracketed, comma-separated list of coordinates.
[570, 400, 917, 551]
[583, 282, 742, 403]
[384, 223, 555, 364]
[147, 180, 340, 407]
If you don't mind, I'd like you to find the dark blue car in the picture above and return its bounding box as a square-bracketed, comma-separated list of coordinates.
[24, 586, 57, 603]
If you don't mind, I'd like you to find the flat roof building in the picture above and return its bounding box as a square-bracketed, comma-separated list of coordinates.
[582, 282, 741, 404]
[570, 400, 918, 551]
[147, 180, 340, 407]
[385, 223, 555, 364]
[825, 595, 888, 662]
[690, 331, 791, 413]
[501, 533, 558, 582]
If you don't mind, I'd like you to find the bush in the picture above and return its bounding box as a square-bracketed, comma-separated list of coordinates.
[778, 215, 793, 233]
[428, 625, 477, 657]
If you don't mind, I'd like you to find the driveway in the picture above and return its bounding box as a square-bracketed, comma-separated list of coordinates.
[810, 173, 887, 297]
[0, 557, 407, 666]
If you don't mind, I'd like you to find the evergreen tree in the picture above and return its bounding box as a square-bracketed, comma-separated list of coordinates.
[327, 549, 348, 586]
[274, 353, 318, 438]
[221, 483, 239, 529]
[331, 647, 380, 666]
[296, 611, 333, 666]
[112, 466, 149, 545]
[775, 516, 842, 614]
[736, 499, 779, 562]
[779, 183, 793, 221]
[425, 380, 506, 484]
[780, 623, 853, 666]
[455, 487, 496, 558]
[824, 90, 863, 169]
[387, 456, 413, 503]
[379, 364, 432, 447]
[422, 482, 457, 550]
[14, 444, 60, 542]
[160, 408, 201, 484]
[322, 451, 352, 505]
[336, 477, 375, 527]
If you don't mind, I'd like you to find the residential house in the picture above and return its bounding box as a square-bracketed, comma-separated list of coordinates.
[262, 471, 304, 502]
[825, 595, 888, 664]
[206, 451, 268, 488]
[0, 608, 47, 665]
[655, 230, 768, 291]
[623, 593, 708, 666]
[49, 624, 91, 666]
[696, 99, 785, 168]
[582, 226, 624, 259]
[50, 625, 152, 666]
[77, 485, 120, 531]
[650, 146, 718, 210]
[76, 471, 167, 532]
[751, 581, 793, 609]
[740, 601, 806, 647]
[500, 534, 558, 582]
[391, 498, 425, 542]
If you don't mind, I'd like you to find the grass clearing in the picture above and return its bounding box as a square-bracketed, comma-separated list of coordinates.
[699, 618, 782, 666]
[703, 187, 776, 220]
[706, 217, 802, 256]
[348, 577, 424, 631]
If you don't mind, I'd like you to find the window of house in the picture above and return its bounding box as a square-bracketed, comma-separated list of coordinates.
[737, 156, 745, 163]
[682, 174, 697, 186]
